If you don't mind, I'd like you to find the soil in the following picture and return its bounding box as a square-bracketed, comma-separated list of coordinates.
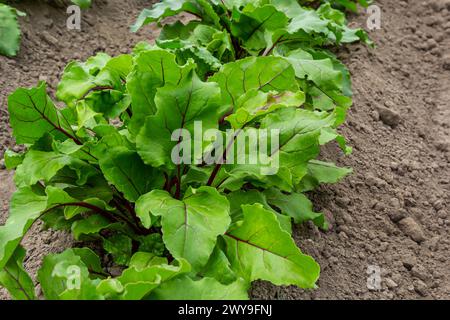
[1, 0, 449, 300]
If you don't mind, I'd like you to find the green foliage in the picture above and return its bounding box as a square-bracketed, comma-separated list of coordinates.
[0, 0, 370, 300]
[0, 1, 92, 57]
[0, 4, 24, 57]
[70, 0, 92, 9]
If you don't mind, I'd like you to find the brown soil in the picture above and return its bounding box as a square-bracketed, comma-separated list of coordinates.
[1, 0, 449, 300]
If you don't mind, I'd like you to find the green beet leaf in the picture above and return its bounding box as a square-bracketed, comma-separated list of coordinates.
[149, 276, 249, 300]
[223, 204, 320, 288]
[0, 246, 36, 300]
[136, 187, 230, 271]
[0, 4, 22, 57]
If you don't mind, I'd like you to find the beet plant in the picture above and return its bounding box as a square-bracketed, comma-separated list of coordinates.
[0, 0, 370, 300]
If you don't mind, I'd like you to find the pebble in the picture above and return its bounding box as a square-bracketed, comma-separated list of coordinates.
[398, 217, 426, 243]
[385, 278, 398, 290]
[0, 158, 5, 170]
[377, 106, 401, 127]
[336, 196, 351, 208]
[443, 55, 450, 70]
[411, 265, 432, 283]
[40, 31, 59, 46]
[414, 280, 429, 297]
[387, 209, 407, 223]
[402, 255, 417, 270]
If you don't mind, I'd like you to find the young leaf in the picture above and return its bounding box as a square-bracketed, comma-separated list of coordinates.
[210, 56, 298, 109]
[3, 149, 24, 170]
[231, 5, 289, 53]
[200, 245, 238, 285]
[126, 49, 193, 134]
[109, 255, 191, 300]
[223, 204, 320, 288]
[264, 188, 328, 230]
[137, 70, 223, 169]
[226, 189, 292, 233]
[56, 53, 111, 106]
[71, 214, 112, 240]
[297, 159, 352, 191]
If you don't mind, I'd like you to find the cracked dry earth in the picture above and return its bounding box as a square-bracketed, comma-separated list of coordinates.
[1, 0, 449, 300]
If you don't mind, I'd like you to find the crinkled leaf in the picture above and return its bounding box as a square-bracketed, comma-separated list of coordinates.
[109, 255, 191, 300]
[103, 234, 133, 266]
[223, 204, 320, 288]
[71, 214, 112, 240]
[38, 248, 102, 300]
[260, 107, 337, 183]
[8, 82, 76, 145]
[137, 187, 230, 271]
[99, 147, 164, 202]
[210, 56, 298, 109]
[226, 189, 292, 233]
[131, 0, 203, 32]
[137, 70, 223, 169]
[231, 4, 289, 53]
[126, 49, 193, 134]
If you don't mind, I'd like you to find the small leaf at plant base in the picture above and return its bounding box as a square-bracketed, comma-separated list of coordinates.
[297, 159, 352, 192]
[148, 276, 249, 300]
[3, 149, 24, 170]
[0, 246, 36, 300]
[264, 188, 328, 230]
[112, 256, 191, 300]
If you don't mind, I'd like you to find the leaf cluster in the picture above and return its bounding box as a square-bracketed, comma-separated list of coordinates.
[0, 0, 369, 299]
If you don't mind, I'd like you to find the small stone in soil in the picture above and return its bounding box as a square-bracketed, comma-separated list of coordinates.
[398, 217, 426, 243]
[377, 106, 401, 127]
